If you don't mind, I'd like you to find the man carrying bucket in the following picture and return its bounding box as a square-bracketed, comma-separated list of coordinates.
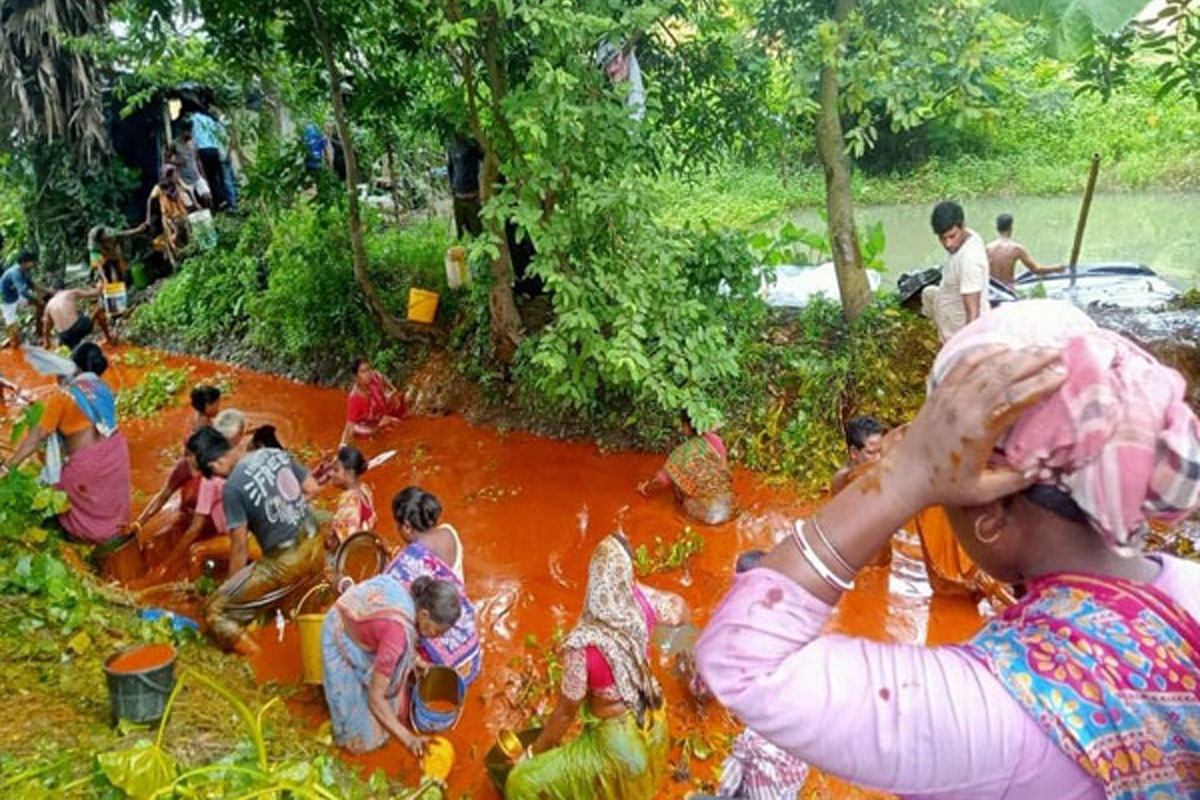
[190, 427, 325, 656]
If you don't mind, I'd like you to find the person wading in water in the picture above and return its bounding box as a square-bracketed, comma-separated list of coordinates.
[986, 213, 1061, 288]
[699, 299, 1200, 800]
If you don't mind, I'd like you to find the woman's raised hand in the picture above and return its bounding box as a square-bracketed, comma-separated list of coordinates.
[886, 345, 1066, 510]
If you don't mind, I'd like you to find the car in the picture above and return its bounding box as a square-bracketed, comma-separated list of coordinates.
[898, 262, 1179, 313]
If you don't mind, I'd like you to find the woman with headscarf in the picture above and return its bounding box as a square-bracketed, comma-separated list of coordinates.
[697, 299, 1200, 800]
[3, 343, 131, 544]
[637, 415, 734, 525]
[506, 533, 686, 800]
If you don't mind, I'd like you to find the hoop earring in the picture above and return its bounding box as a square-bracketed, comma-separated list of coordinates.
[974, 517, 1001, 545]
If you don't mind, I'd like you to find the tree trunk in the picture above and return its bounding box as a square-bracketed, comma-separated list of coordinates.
[479, 149, 523, 363]
[386, 141, 404, 227]
[815, 0, 872, 323]
[306, 0, 421, 342]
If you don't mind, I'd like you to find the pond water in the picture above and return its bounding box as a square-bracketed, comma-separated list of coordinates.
[789, 191, 1200, 289]
[0, 347, 987, 799]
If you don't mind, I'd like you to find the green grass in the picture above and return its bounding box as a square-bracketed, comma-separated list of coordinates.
[657, 67, 1200, 231]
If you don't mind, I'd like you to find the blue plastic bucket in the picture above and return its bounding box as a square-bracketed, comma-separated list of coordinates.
[411, 666, 464, 733]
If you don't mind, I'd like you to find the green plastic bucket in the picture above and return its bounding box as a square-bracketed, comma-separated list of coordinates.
[130, 262, 151, 291]
[103, 644, 177, 726]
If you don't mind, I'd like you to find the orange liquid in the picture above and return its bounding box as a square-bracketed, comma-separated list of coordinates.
[340, 544, 381, 582]
[422, 699, 458, 714]
[109, 643, 175, 673]
[0, 346, 985, 799]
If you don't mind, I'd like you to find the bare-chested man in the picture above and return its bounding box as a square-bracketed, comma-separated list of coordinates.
[42, 281, 114, 350]
[986, 213, 1062, 287]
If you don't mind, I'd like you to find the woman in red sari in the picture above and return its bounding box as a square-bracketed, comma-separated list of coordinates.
[340, 357, 405, 445]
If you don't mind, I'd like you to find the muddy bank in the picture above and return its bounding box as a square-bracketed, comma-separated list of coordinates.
[0, 344, 985, 798]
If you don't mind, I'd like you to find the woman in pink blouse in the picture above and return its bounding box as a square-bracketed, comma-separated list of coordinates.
[697, 300, 1200, 800]
[507, 533, 686, 799]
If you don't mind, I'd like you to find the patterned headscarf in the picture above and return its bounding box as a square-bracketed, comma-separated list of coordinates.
[562, 535, 662, 719]
[931, 299, 1200, 553]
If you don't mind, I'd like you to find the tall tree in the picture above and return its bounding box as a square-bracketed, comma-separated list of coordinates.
[814, 0, 870, 323]
[0, 0, 111, 164]
[756, 0, 994, 321]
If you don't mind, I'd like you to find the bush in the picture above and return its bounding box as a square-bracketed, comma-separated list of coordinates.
[131, 202, 454, 382]
[721, 296, 937, 494]
[511, 185, 761, 437]
[130, 213, 266, 349]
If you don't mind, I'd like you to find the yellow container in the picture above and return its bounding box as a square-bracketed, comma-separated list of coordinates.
[298, 613, 325, 684]
[295, 583, 330, 685]
[407, 288, 439, 324]
[103, 281, 128, 315]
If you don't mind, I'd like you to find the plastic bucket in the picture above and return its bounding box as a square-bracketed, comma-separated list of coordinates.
[444, 246, 468, 289]
[410, 665, 464, 733]
[295, 583, 331, 685]
[103, 281, 128, 315]
[131, 262, 151, 291]
[407, 288, 439, 324]
[103, 643, 177, 726]
[188, 209, 217, 251]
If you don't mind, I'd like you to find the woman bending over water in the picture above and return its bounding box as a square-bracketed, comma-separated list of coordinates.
[322, 574, 461, 757]
[638, 415, 734, 525]
[506, 532, 686, 800]
[697, 300, 1200, 800]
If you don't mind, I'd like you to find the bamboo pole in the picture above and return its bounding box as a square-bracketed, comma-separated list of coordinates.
[1068, 153, 1101, 289]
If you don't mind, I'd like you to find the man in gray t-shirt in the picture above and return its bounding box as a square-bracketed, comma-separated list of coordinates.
[191, 428, 324, 655]
[223, 447, 313, 553]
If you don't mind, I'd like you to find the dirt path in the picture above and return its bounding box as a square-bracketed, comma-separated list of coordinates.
[0, 345, 984, 798]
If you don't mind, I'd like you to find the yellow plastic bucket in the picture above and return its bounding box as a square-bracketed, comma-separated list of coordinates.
[407, 288, 439, 324]
[295, 583, 330, 685]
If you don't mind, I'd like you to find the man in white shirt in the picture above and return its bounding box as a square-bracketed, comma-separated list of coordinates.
[921, 200, 990, 341]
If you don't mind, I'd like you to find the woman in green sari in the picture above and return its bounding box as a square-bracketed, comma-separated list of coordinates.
[506, 534, 682, 799]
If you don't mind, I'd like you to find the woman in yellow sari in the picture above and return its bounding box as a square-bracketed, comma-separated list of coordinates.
[128, 166, 194, 268]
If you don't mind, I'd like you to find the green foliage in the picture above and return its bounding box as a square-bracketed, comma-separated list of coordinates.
[131, 204, 452, 381]
[116, 366, 189, 419]
[998, 0, 1145, 57]
[633, 527, 705, 578]
[723, 297, 937, 494]
[2, 143, 137, 274]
